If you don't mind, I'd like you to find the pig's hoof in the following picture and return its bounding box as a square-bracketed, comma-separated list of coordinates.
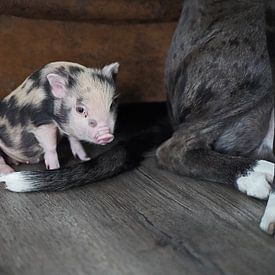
[73, 153, 90, 162]
[45, 152, 60, 170]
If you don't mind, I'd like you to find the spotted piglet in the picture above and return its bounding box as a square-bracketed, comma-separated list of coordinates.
[0, 61, 119, 174]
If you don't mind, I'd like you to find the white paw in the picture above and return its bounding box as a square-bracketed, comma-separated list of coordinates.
[236, 160, 274, 200]
[260, 193, 275, 235]
[237, 172, 271, 199]
[253, 160, 274, 182]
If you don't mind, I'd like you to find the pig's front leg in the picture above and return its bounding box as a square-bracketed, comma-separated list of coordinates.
[68, 136, 90, 161]
[34, 125, 60, 170]
[0, 155, 14, 174]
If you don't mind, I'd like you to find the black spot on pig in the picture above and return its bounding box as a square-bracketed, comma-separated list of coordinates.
[55, 66, 77, 89]
[68, 75, 76, 88]
[20, 130, 37, 150]
[0, 96, 22, 127]
[31, 97, 55, 127]
[0, 101, 8, 117]
[29, 69, 42, 82]
[92, 73, 115, 87]
[56, 66, 67, 77]
[53, 102, 70, 128]
[69, 66, 85, 75]
[0, 124, 13, 147]
[18, 104, 38, 126]
[43, 78, 51, 94]
[20, 130, 42, 158]
[0, 95, 54, 128]
[7, 95, 17, 107]
[29, 69, 42, 88]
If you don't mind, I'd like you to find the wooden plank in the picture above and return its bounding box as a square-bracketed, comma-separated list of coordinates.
[0, 154, 274, 275]
[0, 163, 197, 274]
[137, 157, 275, 274]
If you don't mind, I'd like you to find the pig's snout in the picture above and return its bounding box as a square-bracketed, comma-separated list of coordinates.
[96, 134, 114, 145]
[97, 134, 114, 144]
[94, 126, 114, 145]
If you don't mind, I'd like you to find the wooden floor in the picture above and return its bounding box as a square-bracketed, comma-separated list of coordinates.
[0, 103, 274, 275]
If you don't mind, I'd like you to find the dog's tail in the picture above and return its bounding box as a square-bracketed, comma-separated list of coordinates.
[0, 121, 172, 192]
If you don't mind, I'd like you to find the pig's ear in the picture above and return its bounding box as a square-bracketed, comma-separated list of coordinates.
[102, 62, 119, 81]
[46, 73, 67, 98]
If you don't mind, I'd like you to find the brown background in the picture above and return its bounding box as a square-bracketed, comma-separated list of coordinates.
[0, 0, 182, 102]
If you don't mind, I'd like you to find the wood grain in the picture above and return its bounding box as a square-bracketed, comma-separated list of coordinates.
[0, 156, 274, 275]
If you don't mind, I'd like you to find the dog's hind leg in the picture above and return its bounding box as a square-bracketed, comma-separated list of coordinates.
[156, 133, 274, 200]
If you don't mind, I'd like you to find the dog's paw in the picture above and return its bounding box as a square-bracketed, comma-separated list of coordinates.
[236, 160, 274, 200]
[260, 193, 275, 235]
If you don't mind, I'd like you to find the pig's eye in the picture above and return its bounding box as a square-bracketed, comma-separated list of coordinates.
[76, 106, 87, 116]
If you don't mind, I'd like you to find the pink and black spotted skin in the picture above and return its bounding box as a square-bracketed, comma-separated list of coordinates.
[0, 61, 119, 173]
[1, 0, 274, 235]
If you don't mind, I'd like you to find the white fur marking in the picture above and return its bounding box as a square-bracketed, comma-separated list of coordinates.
[260, 193, 275, 235]
[236, 160, 274, 200]
[0, 172, 33, 192]
[253, 160, 274, 177]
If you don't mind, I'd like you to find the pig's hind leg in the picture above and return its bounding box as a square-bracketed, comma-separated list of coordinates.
[156, 132, 273, 200]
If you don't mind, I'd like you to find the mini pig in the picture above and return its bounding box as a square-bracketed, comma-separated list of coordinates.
[0, 61, 119, 174]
